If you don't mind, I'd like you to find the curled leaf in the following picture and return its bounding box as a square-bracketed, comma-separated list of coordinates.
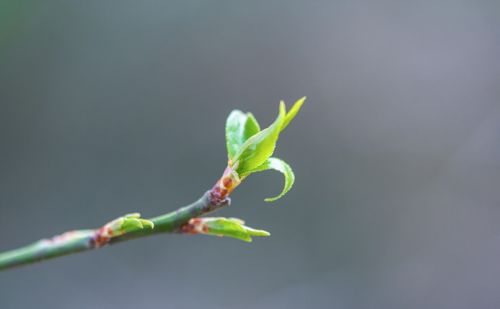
[243, 157, 295, 202]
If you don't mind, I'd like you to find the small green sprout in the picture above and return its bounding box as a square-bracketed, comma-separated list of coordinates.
[118, 213, 155, 232]
[95, 213, 154, 247]
[181, 217, 270, 242]
[219, 97, 306, 202]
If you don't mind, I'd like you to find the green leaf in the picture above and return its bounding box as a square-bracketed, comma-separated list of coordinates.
[232, 103, 286, 174]
[201, 217, 270, 242]
[282, 96, 306, 131]
[243, 157, 295, 202]
[225, 111, 261, 161]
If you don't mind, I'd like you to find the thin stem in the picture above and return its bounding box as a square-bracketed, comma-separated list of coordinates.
[0, 191, 230, 271]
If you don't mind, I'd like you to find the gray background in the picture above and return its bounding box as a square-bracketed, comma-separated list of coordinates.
[1, 1, 500, 308]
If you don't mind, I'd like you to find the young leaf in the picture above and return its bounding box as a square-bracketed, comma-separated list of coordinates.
[200, 217, 270, 242]
[232, 103, 286, 175]
[282, 96, 306, 131]
[243, 157, 295, 202]
[225, 111, 261, 161]
[105, 213, 154, 235]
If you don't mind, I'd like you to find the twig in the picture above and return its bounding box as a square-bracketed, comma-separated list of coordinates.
[0, 191, 229, 271]
[0, 97, 306, 271]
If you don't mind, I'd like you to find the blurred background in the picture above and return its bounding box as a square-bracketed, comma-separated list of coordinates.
[1, 1, 499, 308]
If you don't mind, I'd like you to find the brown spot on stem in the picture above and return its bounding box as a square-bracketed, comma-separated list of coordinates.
[179, 218, 208, 235]
[93, 227, 112, 248]
[222, 177, 232, 188]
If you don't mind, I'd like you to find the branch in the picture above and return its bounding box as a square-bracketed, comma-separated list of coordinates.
[0, 97, 306, 271]
[0, 191, 229, 271]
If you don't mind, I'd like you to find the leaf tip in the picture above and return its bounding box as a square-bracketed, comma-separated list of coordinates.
[279, 100, 286, 115]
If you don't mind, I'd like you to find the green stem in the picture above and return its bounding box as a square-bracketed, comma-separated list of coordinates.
[0, 191, 229, 271]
